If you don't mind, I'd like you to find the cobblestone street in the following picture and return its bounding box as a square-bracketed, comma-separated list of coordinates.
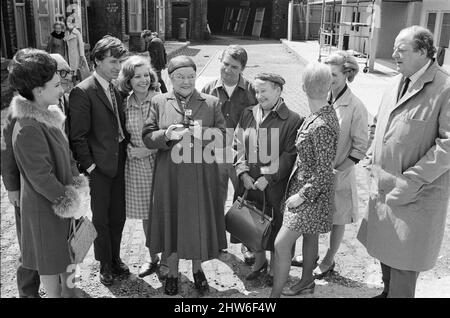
[1, 36, 449, 298]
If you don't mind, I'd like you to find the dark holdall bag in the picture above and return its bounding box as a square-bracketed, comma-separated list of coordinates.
[67, 216, 97, 264]
[225, 189, 274, 252]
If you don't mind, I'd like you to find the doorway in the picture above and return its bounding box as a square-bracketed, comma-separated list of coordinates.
[33, 0, 66, 49]
[172, 2, 190, 40]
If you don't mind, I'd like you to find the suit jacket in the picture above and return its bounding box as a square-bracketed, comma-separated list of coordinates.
[147, 37, 167, 71]
[69, 75, 129, 178]
[357, 61, 450, 271]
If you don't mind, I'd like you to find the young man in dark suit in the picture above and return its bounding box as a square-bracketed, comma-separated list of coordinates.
[69, 35, 129, 286]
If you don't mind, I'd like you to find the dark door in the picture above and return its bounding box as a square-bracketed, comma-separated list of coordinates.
[172, 3, 190, 40]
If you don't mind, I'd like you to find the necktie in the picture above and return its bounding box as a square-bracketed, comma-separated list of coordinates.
[398, 77, 410, 101]
[109, 83, 125, 142]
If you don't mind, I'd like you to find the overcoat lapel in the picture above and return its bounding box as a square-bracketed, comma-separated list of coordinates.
[388, 63, 437, 114]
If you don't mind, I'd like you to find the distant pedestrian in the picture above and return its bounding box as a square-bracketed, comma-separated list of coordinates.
[141, 30, 168, 93]
[357, 25, 450, 298]
[65, 16, 87, 84]
[46, 21, 66, 59]
[271, 63, 339, 298]
[6, 48, 89, 298]
[117, 55, 168, 279]
[201, 45, 258, 265]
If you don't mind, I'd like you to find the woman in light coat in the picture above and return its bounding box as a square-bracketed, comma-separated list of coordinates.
[65, 16, 86, 81]
[312, 51, 368, 277]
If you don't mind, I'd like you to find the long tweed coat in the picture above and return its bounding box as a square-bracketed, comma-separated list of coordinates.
[142, 90, 227, 261]
[357, 62, 450, 271]
[10, 96, 89, 275]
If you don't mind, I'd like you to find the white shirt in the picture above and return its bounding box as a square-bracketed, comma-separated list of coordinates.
[93, 71, 114, 105]
[409, 60, 432, 87]
[223, 83, 237, 98]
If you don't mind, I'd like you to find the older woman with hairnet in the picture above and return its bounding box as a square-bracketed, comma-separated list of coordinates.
[142, 55, 227, 296]
[270, 63, 340, 297]
[233, 73, 303, 286]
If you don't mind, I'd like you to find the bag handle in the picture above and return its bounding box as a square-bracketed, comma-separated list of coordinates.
[240, 189, 273, 223]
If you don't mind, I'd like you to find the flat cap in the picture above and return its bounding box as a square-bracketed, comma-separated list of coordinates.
[167, 55, 197, 74]
[255, 72, 286, 88]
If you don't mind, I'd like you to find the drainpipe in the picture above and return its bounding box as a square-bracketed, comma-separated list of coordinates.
[288, 1, 293, 41]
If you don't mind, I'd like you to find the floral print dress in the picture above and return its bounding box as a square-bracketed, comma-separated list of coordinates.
[282, 105, 340, 234]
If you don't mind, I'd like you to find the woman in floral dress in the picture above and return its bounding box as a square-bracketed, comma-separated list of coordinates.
[270, 63, 340, 297]
[118, 55, 166, 278]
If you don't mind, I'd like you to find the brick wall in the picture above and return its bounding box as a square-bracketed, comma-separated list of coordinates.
[89, 0, 126, 46]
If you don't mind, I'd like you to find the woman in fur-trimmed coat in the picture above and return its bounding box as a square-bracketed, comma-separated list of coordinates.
[8, 49, 89, 298]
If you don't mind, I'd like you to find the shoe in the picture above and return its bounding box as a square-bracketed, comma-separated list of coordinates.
[313, 261, 335, 279]
[157, 264, 169, 280]
[265, 274, 274, 287]
[99, 262, 114, 286]
[193, 270, 209, 293]
[111, 257, 130, 277]
[372, 291, 388, 298]
[241, 245, 255, 265]
[164, 276, 178, 296]
[281, 280, 315, 296]
[138, 261, 159, 278]
[291, 255, 319, 267]
[245, 261, 268, 280]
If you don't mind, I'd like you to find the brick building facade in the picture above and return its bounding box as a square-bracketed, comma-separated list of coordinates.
[1, 0, 290, 60]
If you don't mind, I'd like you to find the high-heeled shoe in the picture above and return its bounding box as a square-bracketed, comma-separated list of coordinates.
[281, 280, 315, 296]
[193, 270, 209, 293]
[291, 255, 319, 267]
[164, 276, 178, 296]
[313, 261, 335, 279]
[245, 261, 268, 280]
[264, 274, 274, 287]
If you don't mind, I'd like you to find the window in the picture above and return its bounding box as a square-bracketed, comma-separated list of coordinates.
[128, 0, 143, 33]
[426, 12, 437, 33]
[439, 13, 450, 48]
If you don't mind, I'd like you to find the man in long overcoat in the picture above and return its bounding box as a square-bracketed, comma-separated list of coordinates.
[357, 26, 450, 298]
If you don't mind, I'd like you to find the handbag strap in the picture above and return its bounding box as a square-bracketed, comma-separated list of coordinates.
[240, 189, 273, 222]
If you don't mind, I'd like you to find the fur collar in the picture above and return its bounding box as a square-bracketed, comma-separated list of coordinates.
[10, 95, 65, 130]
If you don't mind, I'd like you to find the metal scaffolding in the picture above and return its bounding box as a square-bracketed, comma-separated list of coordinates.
[318, 0, 376, 73]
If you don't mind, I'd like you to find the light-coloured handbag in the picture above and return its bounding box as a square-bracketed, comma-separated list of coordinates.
[67, 216, 97, 264]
